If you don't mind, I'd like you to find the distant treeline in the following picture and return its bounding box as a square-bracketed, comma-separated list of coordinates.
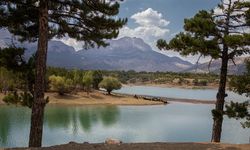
[46, 67, 223, 86]
[0, 66, 230, 96]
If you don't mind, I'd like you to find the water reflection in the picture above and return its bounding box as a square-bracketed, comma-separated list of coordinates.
[0, 103, 249, 148]
[0, 107, 10, 145]
[0, 106, 30, 147]
[45, 106, 120, 132]
[45, 107, 71, 129]
[99, 106, 119, 126]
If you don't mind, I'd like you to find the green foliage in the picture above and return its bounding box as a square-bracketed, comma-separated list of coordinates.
[3, 92, 20, 105]
[230, 60, 250, 97]
[0, 0, 127, 48]
[0, 47, 36, 108]
[91, 71, 103, 90]
[99, 77, 122, 94]
[46, 67, 220, 86]
[72, 69, 83, 86]
[228, 60, 250, 128]
[0, 0, 126, 146]
[193, 79, 208, 86]
[19, 92, 34, 108]
[0, 47, 26, 71]
[157, 1, 250, 59]
[3, 91, 35, 108]
[225, 101, 249, 119]
[157, 0, 250, 136]
[49, 75, 73, 95]
[82, 71, 93, 93]
[225, 101, 250, 128]
[0, 67, 16, 92]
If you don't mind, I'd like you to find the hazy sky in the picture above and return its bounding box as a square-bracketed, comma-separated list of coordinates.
[60, 0, 220, 63]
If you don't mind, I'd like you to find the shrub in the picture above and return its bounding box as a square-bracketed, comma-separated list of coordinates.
[49, 75, 73, 95]
[199, 79, 208, 86]
[193, 79, 208, 86]
[82, 72, 93, 94]
[91, 71, 103, 90]
[3, 91, 19, 105]
[99, 77, 122, 94]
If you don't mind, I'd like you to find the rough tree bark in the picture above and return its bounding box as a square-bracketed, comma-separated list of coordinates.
[211, 1, 231, 142]
[211, 47, 229, 142]
[29, 0, 48, 147]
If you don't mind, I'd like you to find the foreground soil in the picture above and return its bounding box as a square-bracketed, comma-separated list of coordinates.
[7, 142, 250, 150]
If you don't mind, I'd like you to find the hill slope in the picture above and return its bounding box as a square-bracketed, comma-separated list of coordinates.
[184, 57, 248, 75]
[76, 37, 192, 72]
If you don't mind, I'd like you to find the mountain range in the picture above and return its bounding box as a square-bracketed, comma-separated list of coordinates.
[184, 57, 248, 75]
[0, 29, 193, 72]
[0, 29, 248, 74]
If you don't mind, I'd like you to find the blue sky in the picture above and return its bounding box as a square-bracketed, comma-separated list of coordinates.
[118, 0, 219, 37]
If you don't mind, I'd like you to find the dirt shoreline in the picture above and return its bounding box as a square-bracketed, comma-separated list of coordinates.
[0, 89, 215, 106]
[7, 142, 250, 150]
[0, 91, 164, 106]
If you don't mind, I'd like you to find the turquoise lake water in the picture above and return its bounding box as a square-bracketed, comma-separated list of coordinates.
[115, 86, 249, 102]
[0, 86, 249, 148]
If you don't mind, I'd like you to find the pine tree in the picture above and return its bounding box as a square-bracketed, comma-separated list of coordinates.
[227, 60, 250, 128]
[157, 0, 250, 142]
[0, 0, 126, 147]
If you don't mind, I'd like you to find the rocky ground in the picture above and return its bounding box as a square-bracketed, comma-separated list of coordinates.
[7, 142, 250, 150]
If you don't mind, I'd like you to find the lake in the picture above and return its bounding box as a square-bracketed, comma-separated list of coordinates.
[115, 86, 249, 102]
[0, 86, 249, 148]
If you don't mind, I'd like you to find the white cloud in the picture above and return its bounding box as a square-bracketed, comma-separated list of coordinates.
[131, 8, 170, 27]
[119, 8, 170, 49]
[54, 37, 84, 51]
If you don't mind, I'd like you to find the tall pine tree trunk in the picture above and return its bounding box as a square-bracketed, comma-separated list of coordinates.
[211, 48, 228, 142]
[29, 0, 48, 147]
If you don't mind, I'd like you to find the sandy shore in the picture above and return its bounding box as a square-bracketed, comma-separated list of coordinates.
[47, 91, 165, 106]
[0, 90, 216, 106]
[7, 142, 250, 150]
[0, 88, 217, 106]
[0, 91, 164, 106]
